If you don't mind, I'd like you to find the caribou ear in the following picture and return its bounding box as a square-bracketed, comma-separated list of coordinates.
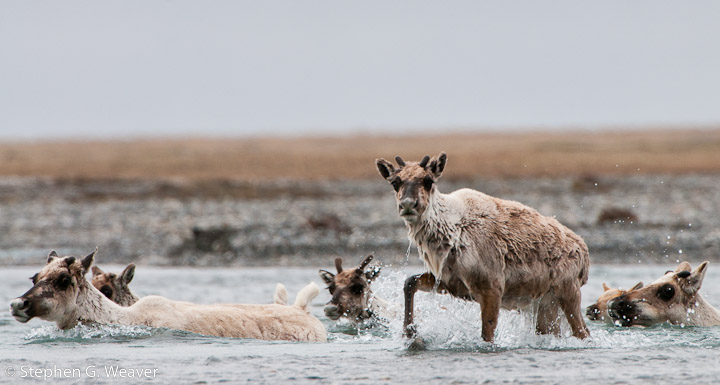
[376, 158, 395, 180]
[356, 255, 374, 276]
[602, 282, 611, 291]
[47, 250, 59, 264]
[334, 257, 344, 274]
[630, 282, 644, 291]
[427, 152, 447, 179]
[358, 255, 374, 270]
[364, 266, 381, 282]
[91, 266, 104, 276]
[121, 263, 136, 285]
[318, 270, 335, 286]
[682, 261, 708, 295]
[80, 247, 98, 274]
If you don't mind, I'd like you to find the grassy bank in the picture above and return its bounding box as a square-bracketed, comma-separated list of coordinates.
[1, 128, 718, 181]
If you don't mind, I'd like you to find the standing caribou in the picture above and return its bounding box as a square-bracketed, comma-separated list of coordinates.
[376, 152, 591, 342]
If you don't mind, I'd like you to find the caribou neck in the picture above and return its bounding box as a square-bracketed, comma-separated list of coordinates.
[406, 190, 458, 281]
[688, 294, 720, 326]
[71, 279, 132, 328]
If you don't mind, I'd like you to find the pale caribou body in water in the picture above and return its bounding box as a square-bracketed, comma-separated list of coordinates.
[10, 249, 327, 342]
[92, 263, 289, 307]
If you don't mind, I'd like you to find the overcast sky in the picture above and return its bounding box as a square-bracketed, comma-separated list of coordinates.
[1, 1, 719, 140]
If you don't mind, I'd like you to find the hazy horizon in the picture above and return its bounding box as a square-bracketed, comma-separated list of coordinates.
[2, 1, 719, 140]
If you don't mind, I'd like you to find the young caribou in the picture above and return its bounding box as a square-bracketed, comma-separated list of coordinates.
[10, 249, 327, 342]
[586, 282, 644, 324]
[91, 264, 139, 306]
[376, 152, 591, 342]
[92, 263, 289, 307]
[318, 255, 393, 323]
[607, 261, 720, 327]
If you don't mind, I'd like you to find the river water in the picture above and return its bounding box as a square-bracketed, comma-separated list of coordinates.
[1, 263, 719, 384]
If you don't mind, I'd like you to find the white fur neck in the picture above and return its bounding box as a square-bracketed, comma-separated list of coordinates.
[686, 293, 720, 326]
[68, 279, 131, 329]
[404, 189, 461, 281]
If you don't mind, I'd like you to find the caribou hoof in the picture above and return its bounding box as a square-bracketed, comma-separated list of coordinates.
[407, 336, 427, 352]
[404, 324, 417, 338]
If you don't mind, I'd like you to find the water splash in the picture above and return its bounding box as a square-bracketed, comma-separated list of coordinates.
[404, 241, 413, 265]
[25, 324, 155, 344]
[356, 269, 720, 352]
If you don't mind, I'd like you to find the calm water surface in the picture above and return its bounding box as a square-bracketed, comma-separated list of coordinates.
[1, 263, 719, 384]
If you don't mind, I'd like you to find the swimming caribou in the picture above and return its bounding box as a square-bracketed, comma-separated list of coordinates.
[608, 261, 720, 327]
[318, 255, 394, 323]
[586, 282, 644, 324]
[376, 152, 591, 342]
[92, 263, 289, 307]
[91, 264, 139, 306]
[10, 249, 327, 342]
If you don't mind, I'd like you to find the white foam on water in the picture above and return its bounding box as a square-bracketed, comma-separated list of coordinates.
[361, 268, 720, 352]
[25, 323, 155, 342]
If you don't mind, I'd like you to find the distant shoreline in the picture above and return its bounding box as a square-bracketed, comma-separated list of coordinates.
[0, 128, 719, 180]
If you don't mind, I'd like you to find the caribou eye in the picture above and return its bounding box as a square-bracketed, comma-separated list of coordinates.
[422, 176, 434, 191]
[390, 178, 402, 192]
[657, 284, 675, 301]
[350, 284, 364, 295]
[56, 274, 72, 290]
[100, 285, 113, 299]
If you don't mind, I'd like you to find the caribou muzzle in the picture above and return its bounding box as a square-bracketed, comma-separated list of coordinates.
[323, 304, 341, 320]
[10, 297, 33, 323]
[398, 197, 419, 217]
[607, 295, 637, 326]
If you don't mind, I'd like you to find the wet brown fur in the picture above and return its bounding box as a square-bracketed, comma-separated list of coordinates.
[91, 264, 138, 307]
[607, 261, 720, 327]
[319, 255, 383, 322]
[586, 282, 643, 324]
